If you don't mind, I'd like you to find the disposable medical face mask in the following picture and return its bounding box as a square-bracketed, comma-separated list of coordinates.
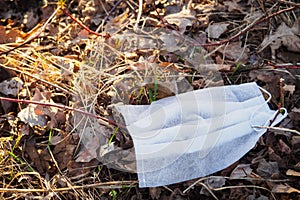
[114, 82, 287, 187]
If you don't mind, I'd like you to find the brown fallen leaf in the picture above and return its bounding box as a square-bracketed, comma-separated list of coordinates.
[206, 22, 229, 39]
[286, 169, 300, 177]
[278, 139, 291, 155]
[259, 17, 300, 58]
[272, 184, 300, 194]
[0, 26, 22, 44]
[221, 41, 250, 61]
[164, 0, 196, 33]
[230, 164, 252, 178]
[256, 159, 279, 178]
[18, 89, 66, 128]
[224, 1, 247, 13]
[25, 137, 47, 174]
[149, 187, 162, 200]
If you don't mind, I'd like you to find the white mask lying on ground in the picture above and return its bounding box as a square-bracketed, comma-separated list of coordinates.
[114, 82, 287, 187]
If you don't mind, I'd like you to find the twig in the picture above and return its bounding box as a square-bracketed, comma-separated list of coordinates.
[183, 176, 290, 194]
[0, 181, 137, 193]
[199, 182, 219, 200]
[0, 63, 75, 96]
[277, 0, 300, 7]
[61, 9, 110, 38]
[102, 0, 124, 24]
[213, 185, 277, 200]
[0, 97, 123, 128]
[151, 1, 297, 47]
[198, 5, 297, 47]
[253, 126, 300, 135]
[280, 78, 285, 108]
[265, 63, 300, 69]
[135, 0, 143, 30]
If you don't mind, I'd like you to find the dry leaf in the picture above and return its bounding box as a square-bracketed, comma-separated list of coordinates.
[224, 1, 246, 13]
[164, 1, 196, 33]
[200, 177, 226, 195]
[0, 26, 22, 44]
[259, 17, 300, 58]
[268, 147, 285, 168]
[286, 169, 300, 177]
[18, 89, 64, 128]
[272, 184, 300, 194]
[256, 159, 279, 178]
[23, 10, 39, 30]
[219, 41, 250, 61]
[278, 139, 291, 155]
[205, 177, 226, 189]
[206, 22, 229, 39]
[149, 187, 162, 200]
[230, 164, 252, 178]
[283, 84, 295, 95]
[75, 127, 102, 162]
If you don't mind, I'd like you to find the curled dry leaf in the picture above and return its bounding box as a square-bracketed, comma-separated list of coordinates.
[75, 126, 103, 162]
[268, 147, 285, 168]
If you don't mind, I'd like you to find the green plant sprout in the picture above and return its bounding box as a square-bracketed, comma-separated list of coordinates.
[12, 133, 22, 152]
[8, 151, 23, 164]
[108, 127, 119, 145]
[8, 148, 33, 172]
[148, 77, 158, 103]
[97, 165, 101, 173]
[230, 62, 242, 79]
[109, 189, 117, 200]
[48, 128, 53, 148]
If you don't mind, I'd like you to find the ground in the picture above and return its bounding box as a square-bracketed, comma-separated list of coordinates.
[0, 0, 299, 199]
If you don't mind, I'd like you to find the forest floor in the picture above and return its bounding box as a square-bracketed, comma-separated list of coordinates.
[0, 0, 299, 199]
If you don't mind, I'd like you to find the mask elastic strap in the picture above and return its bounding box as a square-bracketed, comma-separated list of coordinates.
[250, 85, 287, 132]
[257, 86, 272, 103]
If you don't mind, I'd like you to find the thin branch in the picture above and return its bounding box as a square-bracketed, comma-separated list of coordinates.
[135, 0, 143, 30]
[102, 0, 125, 24]
[198, 5, 297, 47]
[253, 126, 300, 135]
[0, 97, 123, 128]
[61, 8, 110, 38]
[0, 181, 137, 193]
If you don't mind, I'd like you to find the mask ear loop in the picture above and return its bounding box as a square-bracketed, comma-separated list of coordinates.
[250, 85, 288, 132]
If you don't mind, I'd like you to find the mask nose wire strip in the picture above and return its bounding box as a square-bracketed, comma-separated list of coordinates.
[250, 86, 287, 132]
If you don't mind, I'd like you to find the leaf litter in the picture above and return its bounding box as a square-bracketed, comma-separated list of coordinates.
[0, 0, 300, 199]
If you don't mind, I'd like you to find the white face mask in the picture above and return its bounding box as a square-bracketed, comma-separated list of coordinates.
[114, 82, 287, 187]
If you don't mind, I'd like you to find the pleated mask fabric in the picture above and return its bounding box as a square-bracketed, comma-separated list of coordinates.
[114, 82, 287, 187]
